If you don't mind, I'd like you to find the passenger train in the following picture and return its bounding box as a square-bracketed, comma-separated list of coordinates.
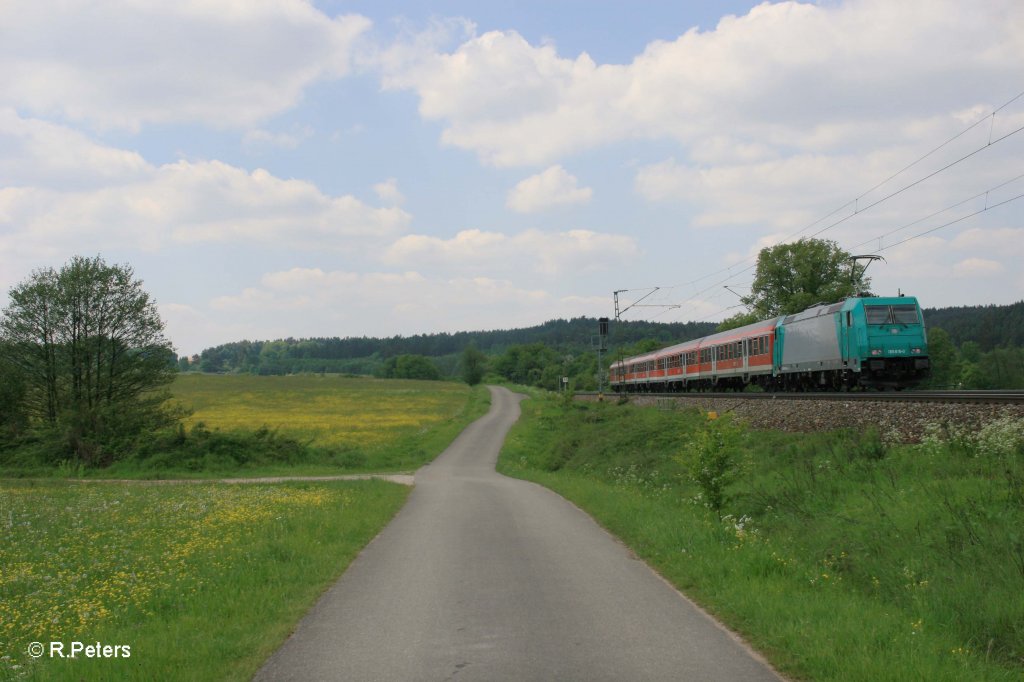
[609, 296, 931, 392]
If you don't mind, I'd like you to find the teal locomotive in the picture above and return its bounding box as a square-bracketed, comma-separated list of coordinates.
[609, 296, 930, 392]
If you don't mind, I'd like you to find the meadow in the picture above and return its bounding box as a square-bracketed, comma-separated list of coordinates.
[90, 375, 490, 477]
[171, 374, 473, 449]
[1, 375, 489, 679]
[499, 395, 1024, 681]
[0, 479, 409, 680]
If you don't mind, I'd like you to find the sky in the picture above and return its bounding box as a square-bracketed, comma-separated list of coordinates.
[1, 0, 1023, 357]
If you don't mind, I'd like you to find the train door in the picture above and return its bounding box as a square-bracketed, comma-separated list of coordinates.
[842, 310, 853, 364]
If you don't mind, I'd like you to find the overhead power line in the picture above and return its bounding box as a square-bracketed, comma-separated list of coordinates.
[614, 87, 1024, 322]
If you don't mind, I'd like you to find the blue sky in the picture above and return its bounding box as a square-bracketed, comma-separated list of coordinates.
[2, 1, 1023, 355]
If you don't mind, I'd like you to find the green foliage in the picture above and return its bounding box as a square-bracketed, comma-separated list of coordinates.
[0, 346, 28, 443]
[678, 417, 746, 516]
[499, 398, 1024, 681]
[716, 310, 760, 332]
[923, 300, 1024, 351]
[0, 255, 178, 465]
[917, 330, 1024, 389]
[460, 343, 487, 385]
[920, 327, 960, 388]
[378, 354, 441, 380]
[743, 238, 864, 318]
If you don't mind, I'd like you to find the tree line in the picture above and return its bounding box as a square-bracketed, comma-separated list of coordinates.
[185, 318, 718, 385]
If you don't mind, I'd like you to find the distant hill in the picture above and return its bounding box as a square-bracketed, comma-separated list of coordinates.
[923, 301, 1024, 351]
[191, 317, 718, 375]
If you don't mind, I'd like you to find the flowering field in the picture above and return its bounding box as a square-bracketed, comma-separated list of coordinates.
[172, 374, 472, 449]
[0, 479, 408, 680]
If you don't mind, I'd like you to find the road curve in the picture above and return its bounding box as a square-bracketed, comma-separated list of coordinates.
[254, 386, 782, 681]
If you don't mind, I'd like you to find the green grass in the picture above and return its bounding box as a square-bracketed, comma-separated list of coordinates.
[171, 374, 472, 448]
[0, 478, 409, 681]
[498, 395, 1024, 681]
[1, 376, 491, 478]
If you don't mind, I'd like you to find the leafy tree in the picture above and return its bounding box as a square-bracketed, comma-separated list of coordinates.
[741, 238, 866, 319]
[379, 354, 441, 380]
[921, 327, 961, 388]
[460, 343, 487, 386]
[716, 311, 760, 332]
[0, 345, 28, 442]
[0, 256, 178, 463]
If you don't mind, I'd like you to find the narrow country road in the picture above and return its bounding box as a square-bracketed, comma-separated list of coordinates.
[254, 386, 782, 681]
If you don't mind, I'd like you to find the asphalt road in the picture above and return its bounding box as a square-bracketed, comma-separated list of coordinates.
[254, 386, 782, 681]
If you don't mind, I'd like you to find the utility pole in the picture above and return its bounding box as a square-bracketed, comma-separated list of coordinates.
[596, 317, 609, 394]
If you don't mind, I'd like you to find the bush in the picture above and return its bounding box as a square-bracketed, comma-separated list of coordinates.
[678, 416, 746, 516]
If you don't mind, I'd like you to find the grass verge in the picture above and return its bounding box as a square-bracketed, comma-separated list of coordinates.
[0, 479, 409, 681]
[498, 394, 1024, 681]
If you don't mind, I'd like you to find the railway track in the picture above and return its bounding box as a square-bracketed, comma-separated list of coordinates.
[578, 390, 1024, 405]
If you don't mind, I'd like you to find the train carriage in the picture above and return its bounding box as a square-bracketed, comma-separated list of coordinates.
[609, 295, 930, 392]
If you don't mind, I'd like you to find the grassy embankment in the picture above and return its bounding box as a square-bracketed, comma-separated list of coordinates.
[498, 395, 1024, 681]
[1, 376, 491, 679]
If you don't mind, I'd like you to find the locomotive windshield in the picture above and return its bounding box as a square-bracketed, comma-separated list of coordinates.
[865, 306, 890, 324]
[865, 304, 921, 325]
[891, 305, 920, 324]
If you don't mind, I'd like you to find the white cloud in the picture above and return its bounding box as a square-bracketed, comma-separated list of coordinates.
[506, 165, 592, 213]
[634, 154, 878, 230]
[0, 1, 370, 130]
[0, 112, 410, 256]
[950, 227, 1024, 257]
[0, 108, 149, 189]
[953, 257, 1005, 278]
[203, 266, 596, 341]
[243, 125, 315, 151]
[373, 178, 406, 205]
[379, 1, 1023, 166]
[383, 228, 637, 276]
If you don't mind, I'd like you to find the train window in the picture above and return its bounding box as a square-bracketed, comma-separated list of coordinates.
[865, 305, 891, 324]
[892, 305, 920, 324]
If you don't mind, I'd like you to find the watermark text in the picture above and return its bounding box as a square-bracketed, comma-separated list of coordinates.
[27, 641, 131, 659]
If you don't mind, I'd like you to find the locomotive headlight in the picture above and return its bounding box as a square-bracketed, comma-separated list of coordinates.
[912, 348, 921, 354]
[870, 349, 882, 356]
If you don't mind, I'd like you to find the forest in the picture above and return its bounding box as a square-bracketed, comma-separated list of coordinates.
[183, 302, 1024, 390]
